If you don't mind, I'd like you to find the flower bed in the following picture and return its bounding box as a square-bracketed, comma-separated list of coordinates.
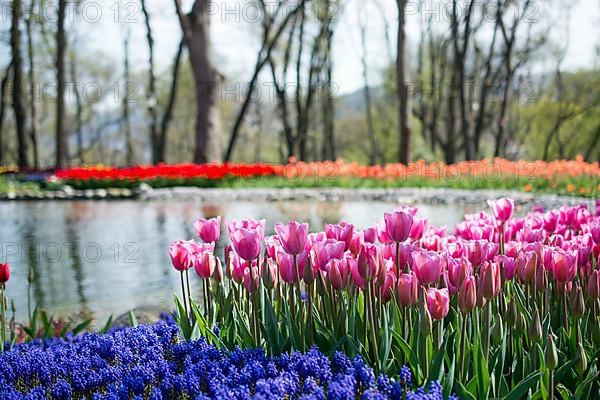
[0, 319, 452, 399]
[6, 158, 596, 197]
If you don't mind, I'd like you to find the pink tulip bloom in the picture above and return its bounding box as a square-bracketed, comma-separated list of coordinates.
[194, 250, 216, 278]
[349, 231, 365, 256]
[230, 252, 250, 283]
[363, 227, 377, 243]
[587, 270, 599, 299]
[380, 272, 397, 303]
[488, 197, 514, 222]
[325, 222, 354, 250]
[264, 235, 282, 259]
[275, 221, 309, 255]
[384, 210, 413, 243]
[193, 216, 221, 243]
[409, 217, 428, 241]
[376, 221, 393, 244]
[310, 239, 345, 271]
[446, 257, 472, 290]
[495, 255, 516, 281]
[480, 262, 501, 299]
[243, 265, 259, 293]
[357, 243, 380, 282]
[227, 219, 265, 261]
[426, 288, 450, 320]
[326, 258, 350, 290]
[458, 275, 476, 313]
[0, 262, 9, 283]
[396, 271, 418, 307]
[543, 211, 559, 233]
[551, 248, 578, 283]
[516, 251, 537, 283]
[276, 248, 309, 283]
[169, 240, 195, 271]
[411, 249, 443, 285]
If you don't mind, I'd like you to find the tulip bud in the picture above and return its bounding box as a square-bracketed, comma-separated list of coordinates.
[303, 260, 315, 285]
[588, 270, 600, 299]
[529, 309, 542, 342]
[535, 265, 547, 292]
[11, 299, 15, 314]
[213, 258, 223, 283]
[492, 316, 504, 345]
[419, 290, 432, 336]
[545, 334, 558, 370]
[458, 276, 476, 314]
[574, 343, 588, 375]
[506, 299, 517, 327]
[515, 312, 526, 334]
[569, 283, 585, 319]
[262, 258, 274, 289]
[592, 316, 600, 345]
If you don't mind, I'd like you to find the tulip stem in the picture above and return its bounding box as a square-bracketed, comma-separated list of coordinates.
[549, 369, 554, 400]
[483, 300, 491, 361]
[0, 284, 5, 351]
[180, 271, 188, 320]
[562, 284, 568, 328]
[459, 313, 468, 381]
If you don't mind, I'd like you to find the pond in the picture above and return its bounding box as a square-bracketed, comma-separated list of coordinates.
[1, 199, 484, 322]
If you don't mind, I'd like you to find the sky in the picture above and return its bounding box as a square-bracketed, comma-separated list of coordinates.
[3, 0, 599, 95]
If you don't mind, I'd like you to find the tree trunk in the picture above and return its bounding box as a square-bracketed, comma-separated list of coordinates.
[25, 6, 39, 168]
[174, 0, 221, 164]
[0, 61, 13, 165]
[140, 0, 160, 164]
[359, 23, 379, 165]
[56, 0, 68, 167]
[322, 21, 336, 161]
[12, 0, 29, 168]
[396, 0, 410, 164]
[71, 52, 83, 163]
[123, 31, 134, 165]
[159, 38, 185, 163]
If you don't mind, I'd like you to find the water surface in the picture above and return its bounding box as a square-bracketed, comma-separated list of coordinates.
[1, 199, 476, 321]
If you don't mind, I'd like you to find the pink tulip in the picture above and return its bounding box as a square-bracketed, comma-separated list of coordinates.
[0, 262, 9, 283]
[384, 210, 413, 243]
[411, 249, 443, 285]
[264, 235, 282, 259]
[357, 243, 380, 282]
[495, 255, 516, 281]
[194, 250, 216, 278]
[243, 265, 259, 293]
[193, 216, 221, 243]
[396, 271, 418, 307]
[446, 257, 472, 290]
[227, 219, 265, 261]
[587, 270, 599, 299]
[310, 239, 345, 271]
[326, 258, 350, 290]
[409, 217, 428, 241]
[376, 221, 392, 244]
[551, 248, 578, 283]
[543, 211, 559, 233]
[426, 288, 450, 320]
[349, 231, 365, 256]
[380, 272, 397, 303]
[276, 248, 309, 283]
[488, 197, 514, 222]
[325, 222, 354, 250]
[169, 240, 195, 271]
[480, 262, 501, 298]
[458, 276, 476, 313]
[363, 227, 377, 243]
[275, 221, 309, 255]
[516, 251, 537, 283]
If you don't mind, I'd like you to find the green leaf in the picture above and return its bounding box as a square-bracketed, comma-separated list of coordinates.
[261, 293, 283, 355]
[128, 310, 139, 328]
[455, 381, 477, 400]
[501, 371, 541, 400]
[474, 332, 490, 399]
[100, 315, 113, 334]
[72, 320, 91, 335]
[391, 329, 422, 383]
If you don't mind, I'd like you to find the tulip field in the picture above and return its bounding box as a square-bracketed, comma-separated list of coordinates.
[2, 197, 600, 398]
[3, 157, 598, 198]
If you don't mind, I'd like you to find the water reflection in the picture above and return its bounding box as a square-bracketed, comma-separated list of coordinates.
[0, 199, 467, 321]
